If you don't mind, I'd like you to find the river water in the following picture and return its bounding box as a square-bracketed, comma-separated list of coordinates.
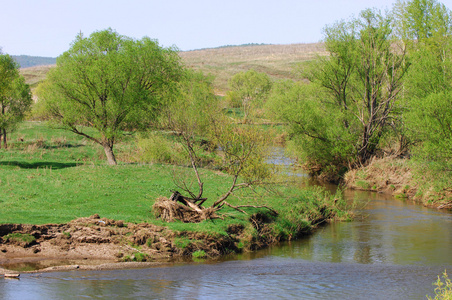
[1, 189, 451, 299]
[1, 149, 452, 299]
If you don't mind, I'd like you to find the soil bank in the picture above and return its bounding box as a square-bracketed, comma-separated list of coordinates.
[0, 213, 269, 274]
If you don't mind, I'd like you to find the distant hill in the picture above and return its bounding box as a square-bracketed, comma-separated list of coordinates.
[180, 43, 326, 93]
[12, 55, 56, 68]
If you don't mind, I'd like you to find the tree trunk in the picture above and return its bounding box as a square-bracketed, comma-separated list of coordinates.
[2, 129, 6, 149]
[103, 144, 117, 165]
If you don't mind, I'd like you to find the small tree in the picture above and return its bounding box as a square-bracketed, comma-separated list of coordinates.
[0, 52, 32, 148]
[227, 69, 272, 123]
[155, 70, 275, 222]
[38, 29, 182, 165]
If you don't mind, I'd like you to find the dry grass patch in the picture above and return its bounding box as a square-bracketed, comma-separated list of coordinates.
[20, 65, 55, 87]
[180, 43, 326, 93]
[344, 156, 414, 196]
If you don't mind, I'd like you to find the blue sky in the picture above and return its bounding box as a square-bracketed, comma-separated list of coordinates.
[1, 0, 450, 57]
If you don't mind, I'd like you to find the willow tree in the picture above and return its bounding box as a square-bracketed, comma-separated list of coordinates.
[38, 29, 182, 165]
[0, 52, 32, 148]
[399, 0, 452, 170]
[268, 9, 409, 179]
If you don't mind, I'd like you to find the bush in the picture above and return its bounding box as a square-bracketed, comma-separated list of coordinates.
[135, 132, 187, 164]
[427, 270, 452, 300]
[192, 250, 207, 259]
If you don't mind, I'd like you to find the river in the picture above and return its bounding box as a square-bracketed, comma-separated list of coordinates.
[1, 189, 451, 299]
[1, 149, 452, 299]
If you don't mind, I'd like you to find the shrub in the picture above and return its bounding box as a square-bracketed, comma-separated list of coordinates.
[123, 252, 149, 262]
[135, 132, 187, 164]
[173, 237, 192, 249]
[192, 250, 207, 259]
[427, 270, 452, 300]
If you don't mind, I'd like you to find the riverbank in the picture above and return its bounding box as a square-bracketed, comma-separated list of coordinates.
[343, 156, 452, 209]
[0, 122, 352, 273]
[0, 190, 349, 274]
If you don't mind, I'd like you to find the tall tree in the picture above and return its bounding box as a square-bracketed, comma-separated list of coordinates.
[399, 1, 452, 170]
[0, 52, 32, 148]
[268, 9, 409, 179]
[38, 29, 182, 165]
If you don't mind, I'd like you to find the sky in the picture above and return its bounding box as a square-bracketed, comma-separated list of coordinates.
[1, 0, 451, 57]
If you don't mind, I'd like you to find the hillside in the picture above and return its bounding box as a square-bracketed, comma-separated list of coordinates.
[180, 43, 326, 93]
[18, 43, 326, 92]
[19, 64, 55, 88]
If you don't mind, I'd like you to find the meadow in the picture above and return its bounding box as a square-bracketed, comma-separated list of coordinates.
[0, 121, 350, 251]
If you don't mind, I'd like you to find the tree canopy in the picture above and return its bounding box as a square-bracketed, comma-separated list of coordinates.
[268, 9, 409, 180]
[400, 0, 452, 171]
[38, 29, 183, 165]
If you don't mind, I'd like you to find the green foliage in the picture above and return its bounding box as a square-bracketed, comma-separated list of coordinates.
[173, 237, 193, 249]
[408, 92, 452, 170]
[356, 180, 371, 190]
[192, 250, 207, 259]
[4, 233, 36, 244]
[159, 69, 274, 207]
[135, 132, 188, 165]
[268, 9, 408, 180]
[401, 1, 452, 176]
[394, 0, 452, 46]
[225, 90, 242, 108]
[37, 28, 183, 165]
[162, 69, 222, 144]
[267, 80, 354, 180]
[427, 270, 452, 300]
[0, 52, 32, 148]
[123, 252, 149, 262]
[228, 69, 272, 122]
[268, 186, 352, 240]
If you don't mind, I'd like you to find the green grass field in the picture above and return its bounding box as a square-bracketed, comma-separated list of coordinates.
[0, 122, 350, 241]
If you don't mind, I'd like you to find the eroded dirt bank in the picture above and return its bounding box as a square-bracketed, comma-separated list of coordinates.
[0, 214, 246, 274]
[343, 157, 452, 209]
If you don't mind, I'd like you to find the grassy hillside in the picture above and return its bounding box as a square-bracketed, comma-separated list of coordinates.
[180, 43, 326, 93]
[20, 64, 55, 89]
[18, 43, 326, 93]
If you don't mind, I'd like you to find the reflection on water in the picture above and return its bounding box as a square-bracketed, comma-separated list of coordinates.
[258, 195, 452, 267]
[1, 259, 116, 273]
[1, 193, 451, 299]
[0, 259, 448, 299]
